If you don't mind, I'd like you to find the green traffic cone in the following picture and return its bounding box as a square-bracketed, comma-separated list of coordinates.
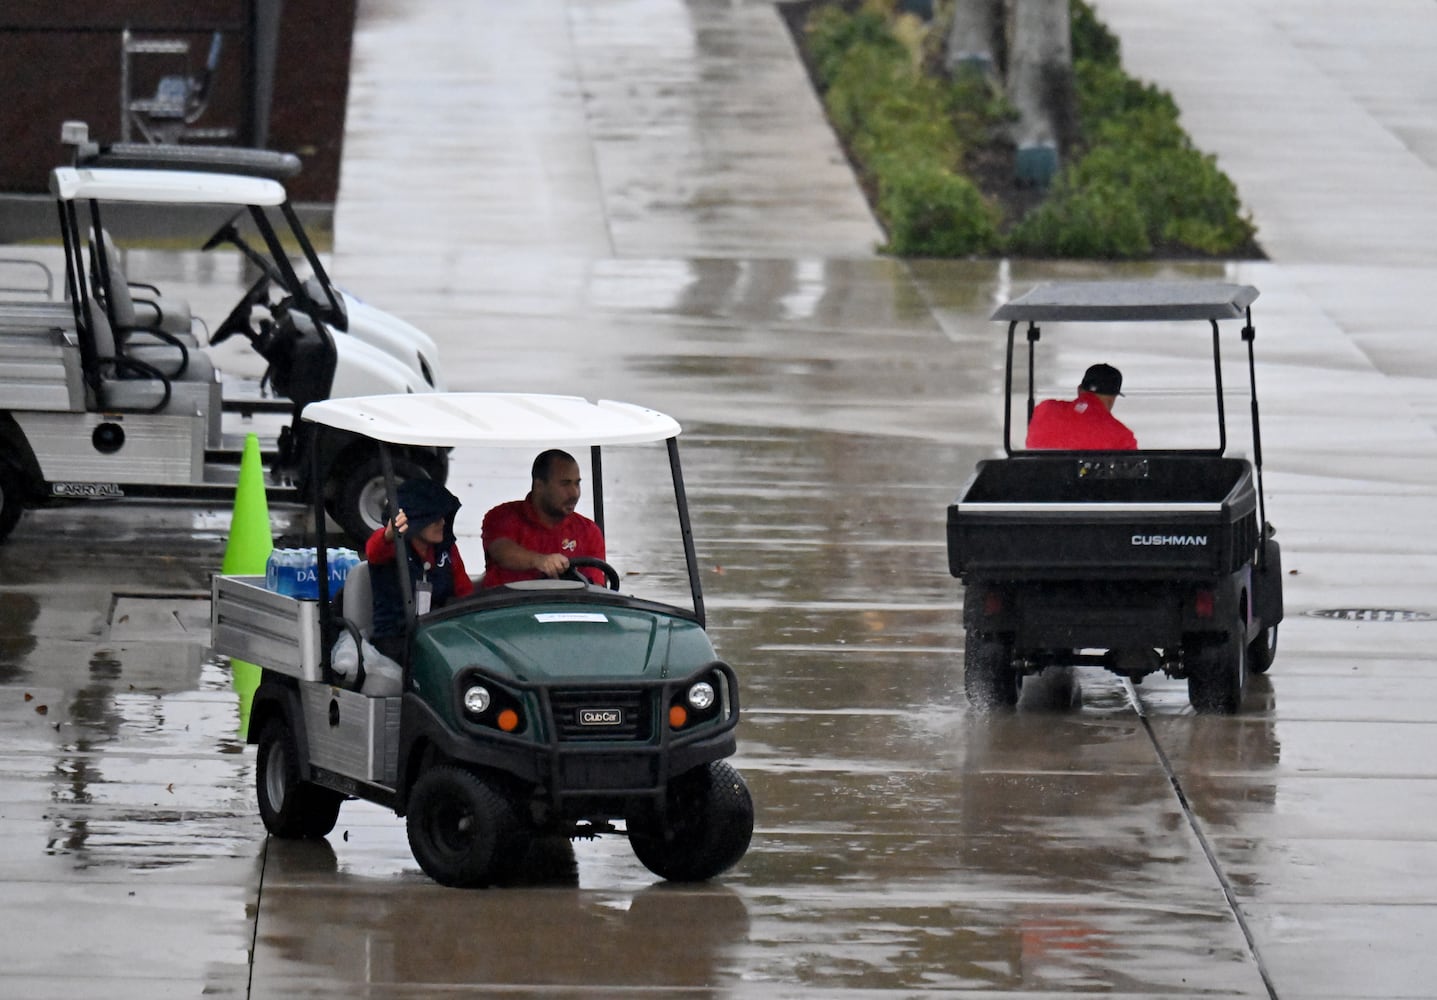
[222, 433, 272, 738]
[222, 433, 273, 575]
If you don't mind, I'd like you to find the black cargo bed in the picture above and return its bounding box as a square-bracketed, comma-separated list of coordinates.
[948, 455, 1258, 579]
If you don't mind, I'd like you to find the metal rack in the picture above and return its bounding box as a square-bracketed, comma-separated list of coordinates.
[120, 28, 233, 144]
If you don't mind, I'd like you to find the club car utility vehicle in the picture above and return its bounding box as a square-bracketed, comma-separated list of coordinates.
[947, 282, 1283, 713]
[211, 392, 754, 888]
[0, 123, 445, 545]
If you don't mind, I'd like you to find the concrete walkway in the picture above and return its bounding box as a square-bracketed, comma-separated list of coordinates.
[336, 0, 883, 264]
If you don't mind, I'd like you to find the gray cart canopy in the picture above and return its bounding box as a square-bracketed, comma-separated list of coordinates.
[992, 281, 1259, 323]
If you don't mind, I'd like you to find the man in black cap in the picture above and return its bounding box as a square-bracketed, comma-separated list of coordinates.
[1025, 363, 1137, 450]
[363, 478, 475, 660]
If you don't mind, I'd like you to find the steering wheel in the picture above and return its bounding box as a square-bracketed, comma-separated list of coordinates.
[563, 556, 621, 591]
[202, 211, 285, 282]
[209, 273, 272, 345]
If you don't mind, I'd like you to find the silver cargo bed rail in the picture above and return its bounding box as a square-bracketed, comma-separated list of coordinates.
[210, 575, 322, 682]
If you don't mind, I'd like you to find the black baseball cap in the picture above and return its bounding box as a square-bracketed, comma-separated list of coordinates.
[1080, 363, 1124, 396]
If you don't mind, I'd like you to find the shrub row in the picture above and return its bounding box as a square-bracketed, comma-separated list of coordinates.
[807, 4, 999, 256]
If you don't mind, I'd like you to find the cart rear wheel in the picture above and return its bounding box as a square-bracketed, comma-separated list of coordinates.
[629, 760, 753, 882]
[1188, 631, 1246, 714]
[1247, 625, 1277, 675]
[964, 633, 1019, 710]
[406, 765, 522, 888]
[256, 718, 344, 838]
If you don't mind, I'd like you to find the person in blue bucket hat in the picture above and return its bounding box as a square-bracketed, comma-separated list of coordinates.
[364, 478, 474, 661]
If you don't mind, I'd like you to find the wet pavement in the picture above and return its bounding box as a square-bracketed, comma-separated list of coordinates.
[3, 0, 1437, 996]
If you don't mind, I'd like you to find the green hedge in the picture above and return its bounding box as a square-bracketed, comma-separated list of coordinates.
[801, 0, 1256, 259]
[808, 4, 999, 256]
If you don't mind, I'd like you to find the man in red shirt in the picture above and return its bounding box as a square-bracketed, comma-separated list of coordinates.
[1025, 363, 1138, 450]
[481, 449, 606, 587]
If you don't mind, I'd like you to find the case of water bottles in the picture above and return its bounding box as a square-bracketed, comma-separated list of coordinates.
[265, 547, 361, 600]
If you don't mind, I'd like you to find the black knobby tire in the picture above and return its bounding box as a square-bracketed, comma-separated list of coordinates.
[629, 760, 754, 883]
[406, 765, 523, 888]
[1247, 625, 1278, 675]
[964, 632, 1019, 710]
[329, 455, 431, 547]
[0, 464, 24, 543]
[255, 719, 344, 838]
[1188, 630, 1247, 714]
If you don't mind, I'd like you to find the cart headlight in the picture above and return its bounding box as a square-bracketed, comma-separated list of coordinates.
[687, 681, 716, 711]
[463, 685, 491, 714]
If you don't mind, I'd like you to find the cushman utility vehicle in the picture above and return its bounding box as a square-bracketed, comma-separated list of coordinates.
[211, 392, 754, 887]
[947, 281, 1283, 713]
[0, 123, 445, 545]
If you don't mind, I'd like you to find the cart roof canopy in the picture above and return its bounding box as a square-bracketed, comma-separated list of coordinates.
[49, 166, 287, 208]
[301, 393, 682, 448]
[992, 281, 1260, 323]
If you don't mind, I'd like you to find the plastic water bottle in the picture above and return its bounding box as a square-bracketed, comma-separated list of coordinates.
[328, 547, 358, 591]
[265, 550, 280, 592]
[284, 550, 298, 598]
[283, 548, 302, 597]
[294, 547, 320, 599]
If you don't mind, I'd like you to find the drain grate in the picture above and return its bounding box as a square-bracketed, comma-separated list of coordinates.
[1307, 608, 1434, 623]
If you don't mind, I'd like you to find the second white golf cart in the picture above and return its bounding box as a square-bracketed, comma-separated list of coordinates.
[0, 124, 447, 545]
[212, 392, 754, 887]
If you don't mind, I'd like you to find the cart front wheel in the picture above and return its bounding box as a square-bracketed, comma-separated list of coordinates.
[255, 718, 343, 838]
[964, 633, 1019, 710]
[330, 455, 432, 547]
[406, 766, 522, 888]
[629, 760, 753, 882]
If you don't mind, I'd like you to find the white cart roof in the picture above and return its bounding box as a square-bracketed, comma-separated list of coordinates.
[301, 392, 682, 447]
[49, 167, 287, 207]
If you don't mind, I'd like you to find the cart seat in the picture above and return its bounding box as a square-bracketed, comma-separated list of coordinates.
[92, 231, 197, 338]
[89, 229, 199, 385]
[334, 562, 402, 697]
[342, 559, 373, 634]
[85, 300, 171, 413]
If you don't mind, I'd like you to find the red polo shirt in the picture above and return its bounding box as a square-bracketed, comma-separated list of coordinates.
[480, 496, 606, 587]
[1026, 392, 1137, 450]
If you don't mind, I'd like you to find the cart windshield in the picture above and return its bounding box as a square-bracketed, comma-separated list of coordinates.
[303, 393, 705, 619]
[993, 281, 1263, 457]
